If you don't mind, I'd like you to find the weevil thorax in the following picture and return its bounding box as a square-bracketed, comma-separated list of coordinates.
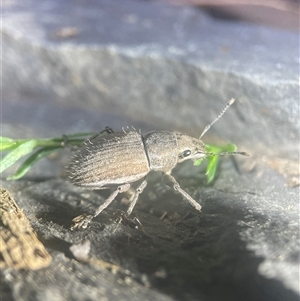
[175, 133, 207, 163]
[143, 130, 207, 173]
[143, 131, 178, 172]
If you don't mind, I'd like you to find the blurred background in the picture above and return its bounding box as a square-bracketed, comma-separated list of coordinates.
[164, 0, 299, 31]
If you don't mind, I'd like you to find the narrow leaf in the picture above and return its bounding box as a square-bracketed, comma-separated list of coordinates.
[0, 137, 20, 151]
[7, 147, 60, 180]
[0, 140, 37, 173]
[194, 143, 237, 183]
[193, 158, 204, 166]
[206, 156, 219, 184]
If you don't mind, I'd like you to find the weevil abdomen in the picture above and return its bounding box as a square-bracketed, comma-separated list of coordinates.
[68, 131, 149, 188]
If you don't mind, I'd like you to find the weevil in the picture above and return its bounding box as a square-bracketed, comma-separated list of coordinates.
[68, 99, 249, 229]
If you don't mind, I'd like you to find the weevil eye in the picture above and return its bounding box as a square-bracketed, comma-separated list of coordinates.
[183, 149, 191, 157]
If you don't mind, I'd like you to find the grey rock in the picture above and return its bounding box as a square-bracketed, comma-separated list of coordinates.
[1, 0, 299, 301]
[2, 0, 299, 158]
[1, 158, 299, 301]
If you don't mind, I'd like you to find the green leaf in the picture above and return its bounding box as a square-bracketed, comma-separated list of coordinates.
[0, 140, 37, 173]
[193, 158, 204, 166]
[0, 132, 105, 180]
[7, 147, 60, 180]
[206, 156, 219, 184]
[193, 143, 237, 184]
[0, 136, 20, 151]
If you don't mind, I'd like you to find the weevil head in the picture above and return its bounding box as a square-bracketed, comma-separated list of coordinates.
[175, 133, 207, 163]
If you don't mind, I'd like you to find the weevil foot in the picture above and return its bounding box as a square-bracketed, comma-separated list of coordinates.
[113, 210, 147, 234]
[71, 214, 93, 230]
[113, 210, 134, 227]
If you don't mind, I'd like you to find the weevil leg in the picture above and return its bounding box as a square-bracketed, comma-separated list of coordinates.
[163, 173, 202, 211]
[72, 183, 131, 229]
[88, 127, 115, 141]
[126, 179, 148, 216]
[62, 127, 114, 150]
[61, 134, 70, 148]
[61, 134, 79, 150]
[100, 126, 114, 134]
[93, 183, 131, 217]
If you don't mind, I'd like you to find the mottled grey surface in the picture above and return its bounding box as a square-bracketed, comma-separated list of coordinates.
[2, 0, 299, 158]
[1, 0, 299, 301]
[1, 159, 299, 301]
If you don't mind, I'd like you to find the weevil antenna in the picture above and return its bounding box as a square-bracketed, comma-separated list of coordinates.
[206, 151, 250, 157]
[199, 98, 235, 139]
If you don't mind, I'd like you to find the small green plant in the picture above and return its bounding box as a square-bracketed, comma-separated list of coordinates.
[194, 143, 237, 183]
[0, 133, 235, 183]
[0, 133, 93, 180]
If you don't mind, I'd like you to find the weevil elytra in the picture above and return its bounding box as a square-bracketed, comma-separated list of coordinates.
[68, 99, 249, 229]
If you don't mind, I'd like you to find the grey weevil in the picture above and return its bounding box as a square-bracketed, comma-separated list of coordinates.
[68, 99, 249, 229]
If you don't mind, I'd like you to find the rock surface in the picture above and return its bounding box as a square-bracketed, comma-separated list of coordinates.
[1, 0, 299, 301]
[2, 0, 299, 158]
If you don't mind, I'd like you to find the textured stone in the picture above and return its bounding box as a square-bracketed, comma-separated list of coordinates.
[2, 0, 299, 159]
[1, 157, 299, 301]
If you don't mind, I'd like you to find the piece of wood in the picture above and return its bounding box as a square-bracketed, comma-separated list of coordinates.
[0, 188, 51, 270]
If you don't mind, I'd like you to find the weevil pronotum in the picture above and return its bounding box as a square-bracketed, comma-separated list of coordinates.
[68, 99, 249, 229]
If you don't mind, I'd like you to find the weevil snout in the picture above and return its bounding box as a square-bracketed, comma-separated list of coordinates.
[176, 133, 207, 163]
